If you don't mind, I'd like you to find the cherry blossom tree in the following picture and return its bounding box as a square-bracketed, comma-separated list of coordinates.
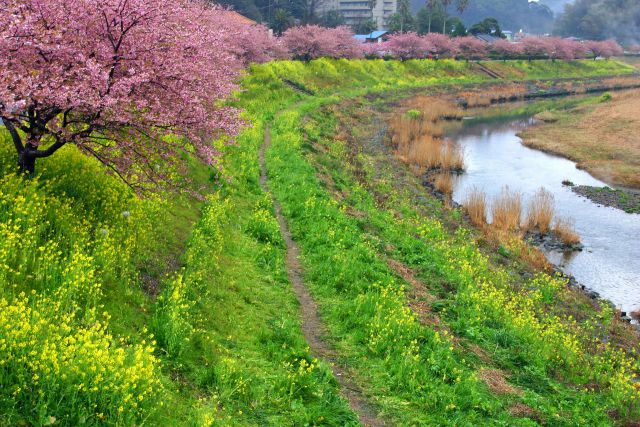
[546, 37, 576, 61]
[282, 25, 362, 61]
[455, 37, 488, 61]
[385, 32, 432, 60]
[491, 39, 524, 61]
[361, 42, 388, 59]
[425, 33, 458, 58]
[521, 37, 552, 61]
[585, 40, 624, 60]
[0, 0, 244, 191]
[224, 23, 288, 64]
[567, 39, 588, 60]
[331, 27, 365, 59]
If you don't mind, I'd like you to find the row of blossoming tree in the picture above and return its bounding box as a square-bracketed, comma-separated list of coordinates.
[277, 26, 624, 62]
[0, 0, 626, 188]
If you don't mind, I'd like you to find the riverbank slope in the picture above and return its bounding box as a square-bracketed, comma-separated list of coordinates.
[521, 89, 640, 188]
[1, 59, 639, 426]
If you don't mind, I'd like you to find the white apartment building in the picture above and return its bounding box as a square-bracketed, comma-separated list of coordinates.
[319, 0, 397, 30]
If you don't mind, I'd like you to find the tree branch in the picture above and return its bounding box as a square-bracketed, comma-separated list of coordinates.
[31, 139, 66, 158]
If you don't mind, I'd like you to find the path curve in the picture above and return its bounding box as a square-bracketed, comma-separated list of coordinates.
[259, 123, 386, 427]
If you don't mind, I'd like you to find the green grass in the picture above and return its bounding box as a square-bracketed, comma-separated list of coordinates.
[237, 58, 640, 425]
[481, 59, 636, 79]
[290, 100, 639, 424]
[1, 58, 638, 425]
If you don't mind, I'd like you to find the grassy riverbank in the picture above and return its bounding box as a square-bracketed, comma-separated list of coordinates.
[1, 59, 639, 425]
[521, 89, 640, 188]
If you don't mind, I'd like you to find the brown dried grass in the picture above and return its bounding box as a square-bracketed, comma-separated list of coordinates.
[441, 140, 464, 171]
[509, 403, 540, 420]
[433, 173, 453, 196]
[554, 217, 580, 245]
[410, 96, 463, 121]
[392, 125, 464, 174]
[478, 368, 523, 396]
[407, 136, 441, 170]
[389, 97, 466, 175]
[491, 186, 522, 231]
[520, 87, 640, 188]
[464, 187, 487, 226]
[459, 84, 527, 108]
[525, 188, 555, 234]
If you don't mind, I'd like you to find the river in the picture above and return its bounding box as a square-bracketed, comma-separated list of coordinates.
[447, 115, 640, 314]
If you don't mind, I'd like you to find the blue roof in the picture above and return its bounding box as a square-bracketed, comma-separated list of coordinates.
[354, 31, 389, 40]
[369, 31, 388, 39]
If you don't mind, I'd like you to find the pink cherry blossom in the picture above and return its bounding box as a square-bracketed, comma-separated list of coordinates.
[0, 0, 245, 191]
[424, 33, 458, 58]
[521, 37, 553, 60]
[454, 37, 488, 60]
[384, 32, 432, 61]
[282, 25, 362, 61]
[491, 39, 524, 60]
[585, 39, 624, 59]
[223, 22, 288, 65]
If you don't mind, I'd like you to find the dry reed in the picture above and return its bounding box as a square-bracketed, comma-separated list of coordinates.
[389, 97, 466, 175]
[491, 186, 522, 231]
[441, 140, 464, 171]
[553, 217, 580, 245]
[433, 173, 453, 196]
[410, 97, 463, 121]
[464, 187, 487, 226]
[525, 188, 555, 234]
[407, 136, 441, 170]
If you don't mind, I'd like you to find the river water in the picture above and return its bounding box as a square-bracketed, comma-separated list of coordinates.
[447, 116, 640, 313]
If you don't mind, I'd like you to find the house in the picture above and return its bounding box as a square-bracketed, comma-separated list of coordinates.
[473, 34, 503, 44]
[354, 30, 390, 43]
[219, 10, 258, 27]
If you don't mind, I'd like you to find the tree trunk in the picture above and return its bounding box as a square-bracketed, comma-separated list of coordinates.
[428, 14, 432, 33]
[18, 144, 37, 175]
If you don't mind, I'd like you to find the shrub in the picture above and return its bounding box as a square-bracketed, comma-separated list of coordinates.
[406, 109, 422, 119]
